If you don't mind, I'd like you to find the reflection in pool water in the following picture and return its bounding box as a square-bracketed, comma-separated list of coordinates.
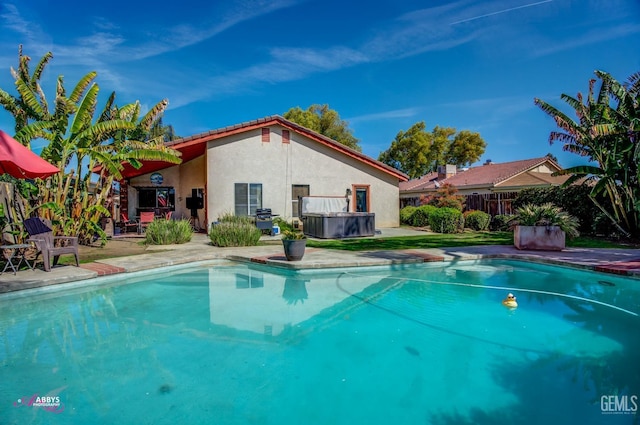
[0, 259, 638, 424]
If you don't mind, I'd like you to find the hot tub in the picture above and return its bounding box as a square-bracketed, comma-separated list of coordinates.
[303, 212, 375, 239]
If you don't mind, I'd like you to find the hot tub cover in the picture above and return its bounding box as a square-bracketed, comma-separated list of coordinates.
[301, 197, 347, 214]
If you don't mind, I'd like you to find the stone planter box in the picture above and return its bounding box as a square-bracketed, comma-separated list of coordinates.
[514, 225, 566, 251]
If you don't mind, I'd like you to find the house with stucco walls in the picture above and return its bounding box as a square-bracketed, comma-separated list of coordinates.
[117, 115, 408, 231]
[400, 157, 571, 215]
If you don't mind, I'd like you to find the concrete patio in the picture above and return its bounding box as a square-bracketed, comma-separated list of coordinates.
[1, 229, 639, 295]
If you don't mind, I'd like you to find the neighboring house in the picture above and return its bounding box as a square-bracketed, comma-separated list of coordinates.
[399, 157, 571, 215]
[117, 115, 408, 229]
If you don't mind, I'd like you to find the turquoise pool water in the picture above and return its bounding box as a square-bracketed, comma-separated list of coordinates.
[1, 259, 639, 424]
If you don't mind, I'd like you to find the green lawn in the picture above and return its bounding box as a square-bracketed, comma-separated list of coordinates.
[56, 230, 638, 266]
[305, 231, 637, 251]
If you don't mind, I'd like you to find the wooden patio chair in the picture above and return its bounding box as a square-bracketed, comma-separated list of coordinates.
[23, 217, 79, 272]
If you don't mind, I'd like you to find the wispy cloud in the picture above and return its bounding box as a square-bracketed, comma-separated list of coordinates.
[172, 2, 488, 107]
[1, 1, 301, 63]
[450, 0, 553, 25]
[348, 108, 422, 124]
[532, 23, 640, 57]
[125, 0, 304, 61]
[0, 3, 39, 43]
[0, 0, 539, 105]
[0, 1, 306, 97]
[360, 2, 478, 61]
[167, 0, 516, 106]
[269, 46, 369, 73]
[2, 0, 636, 117]
[440, 96, 532, 111]
[437, 95, 538, 132]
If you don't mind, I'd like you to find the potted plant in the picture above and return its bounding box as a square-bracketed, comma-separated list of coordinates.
[282, 229, 306, 261]
[509, 203, 579, 251]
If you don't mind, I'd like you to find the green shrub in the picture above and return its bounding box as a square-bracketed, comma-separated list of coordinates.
[513, 186, 614, 236]
[399, 206, 417, 225]
[145, 219, 193, 245]
[411, 205, 438, 227]
[272, 217, 295, 233]
[464, 210, 491, 231]
[509, 203, 580, 238]
[428, 207, 464, 233]
[282, 229, 305, 240]
[490, 214, 512, 231]
[209, 221, 261, 247]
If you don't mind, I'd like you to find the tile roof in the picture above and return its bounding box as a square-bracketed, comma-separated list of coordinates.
[119, 115, 408, 181]
[399, 157, 569, 192]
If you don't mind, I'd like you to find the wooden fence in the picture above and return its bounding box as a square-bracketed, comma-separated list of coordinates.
[401, 191, 519, 216]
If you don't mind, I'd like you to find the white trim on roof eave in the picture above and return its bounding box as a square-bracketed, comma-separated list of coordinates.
[492, 183, 560, 192]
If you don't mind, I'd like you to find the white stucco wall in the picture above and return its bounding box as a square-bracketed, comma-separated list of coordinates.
[125, 125, 401, 229]
[206, 125, 400, 228]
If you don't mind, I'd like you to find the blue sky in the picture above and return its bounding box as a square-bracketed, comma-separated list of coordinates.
[0, 0, 639, 170]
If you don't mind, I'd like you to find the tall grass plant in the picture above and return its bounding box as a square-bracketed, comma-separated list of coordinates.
[209, 221, 261, 247]
[144, 219, 193, 245]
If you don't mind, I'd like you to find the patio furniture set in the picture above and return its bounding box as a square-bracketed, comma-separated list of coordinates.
[1, 217, 79, 275]
[120, 211, 156, 234]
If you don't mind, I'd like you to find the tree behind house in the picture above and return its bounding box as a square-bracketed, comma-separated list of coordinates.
[378, 121, 486, 178]
[284, 104, 361, 152]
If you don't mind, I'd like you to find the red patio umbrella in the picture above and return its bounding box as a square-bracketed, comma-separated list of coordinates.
[0, 129, 59, 179]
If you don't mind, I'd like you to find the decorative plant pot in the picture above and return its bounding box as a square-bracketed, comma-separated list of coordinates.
[282, 239, 306, 261]
[514, 225, 566, 251]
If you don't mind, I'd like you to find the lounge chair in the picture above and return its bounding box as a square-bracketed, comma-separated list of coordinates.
[139, 211, 155, 233]
[23, 217, 79, 272]
[120, 213, 139, 234]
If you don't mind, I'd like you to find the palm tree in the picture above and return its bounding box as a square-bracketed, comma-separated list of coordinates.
[0, 47, 182, 244]
[534, 70, 640, 238]
[0, 46, 52, 138]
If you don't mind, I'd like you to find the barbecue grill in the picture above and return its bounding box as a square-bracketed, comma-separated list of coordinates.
[255, 208, 275, 236]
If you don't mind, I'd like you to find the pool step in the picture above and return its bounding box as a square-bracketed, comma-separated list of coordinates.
[400, 250, 445, 262]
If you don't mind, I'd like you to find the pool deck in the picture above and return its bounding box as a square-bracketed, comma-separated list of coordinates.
[1, 229, 639, 294]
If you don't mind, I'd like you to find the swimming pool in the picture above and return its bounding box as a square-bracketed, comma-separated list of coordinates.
[1, 259, 638, 424]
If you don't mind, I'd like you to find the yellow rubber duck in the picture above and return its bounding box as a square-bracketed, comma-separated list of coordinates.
[502, 293, 518, 309]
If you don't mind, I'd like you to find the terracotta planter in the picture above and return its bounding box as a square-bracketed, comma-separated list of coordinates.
[514, 225, 566, 251]
[282, 239, 306, 261]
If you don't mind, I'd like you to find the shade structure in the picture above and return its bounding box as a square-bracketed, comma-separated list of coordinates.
[0, 130, 59, 179]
